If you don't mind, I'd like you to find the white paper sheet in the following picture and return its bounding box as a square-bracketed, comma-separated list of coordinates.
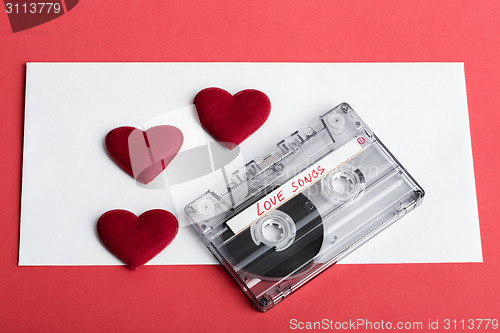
[19, 62, 482, 265]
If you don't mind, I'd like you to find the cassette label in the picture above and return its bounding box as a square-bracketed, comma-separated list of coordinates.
[226, 138, 364, 234]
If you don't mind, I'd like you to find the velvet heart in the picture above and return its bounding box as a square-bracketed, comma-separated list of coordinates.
[105, 126, 183, 184]
[193, 88, 271, 150]
[97, 209, 179, 269]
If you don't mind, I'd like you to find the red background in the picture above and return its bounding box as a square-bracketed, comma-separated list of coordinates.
[1, 1, 499, 332]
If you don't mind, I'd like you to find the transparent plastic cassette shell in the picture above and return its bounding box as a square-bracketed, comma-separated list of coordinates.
[185, 103, 424, 312]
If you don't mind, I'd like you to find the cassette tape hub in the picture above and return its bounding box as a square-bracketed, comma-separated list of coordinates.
[185, 103, 424, 311]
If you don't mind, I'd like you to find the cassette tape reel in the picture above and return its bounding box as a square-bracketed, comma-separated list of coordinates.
[185, 103, 424, 311]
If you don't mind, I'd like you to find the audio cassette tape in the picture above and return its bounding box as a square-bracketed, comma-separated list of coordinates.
[185, 102, 424, 311]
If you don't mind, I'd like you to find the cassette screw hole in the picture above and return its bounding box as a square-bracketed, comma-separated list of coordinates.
[201, 224, 206, 229]
[197, 198, 216, 216]
[304, 201, 314, 212]
[259, 297, 268, 307]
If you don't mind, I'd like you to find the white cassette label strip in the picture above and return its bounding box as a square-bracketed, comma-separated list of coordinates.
[226, 138, 365, 234]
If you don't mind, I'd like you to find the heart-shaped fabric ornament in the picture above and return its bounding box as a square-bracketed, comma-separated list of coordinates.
[193, 88, 271, 150]
[97, 209, 179, 269]
[105, 125, 183, 184]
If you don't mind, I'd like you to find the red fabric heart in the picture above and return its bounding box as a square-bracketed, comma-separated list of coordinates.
[105, 126, 183, 184]
[194, 88, 271, 150]
[97, 209, 179, 269]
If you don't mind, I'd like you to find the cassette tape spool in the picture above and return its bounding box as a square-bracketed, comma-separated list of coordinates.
[185, 102, 424, 312]
[225, 192, 323, 278]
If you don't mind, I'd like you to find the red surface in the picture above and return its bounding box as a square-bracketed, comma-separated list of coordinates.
[194, 88, 271, 149]
[97, 210, 179, 269]
[1, 1, 499, 332]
